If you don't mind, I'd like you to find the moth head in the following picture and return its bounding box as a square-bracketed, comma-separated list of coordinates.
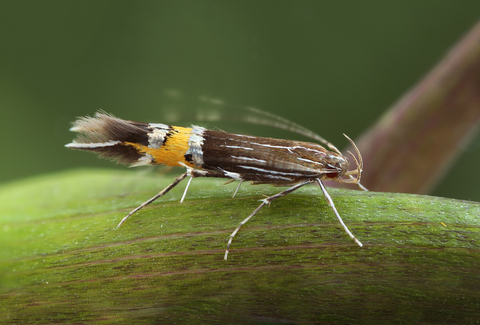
[322, 134, 363, 184]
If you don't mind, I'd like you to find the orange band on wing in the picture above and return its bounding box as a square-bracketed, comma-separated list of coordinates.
[126, 126, 195, 167]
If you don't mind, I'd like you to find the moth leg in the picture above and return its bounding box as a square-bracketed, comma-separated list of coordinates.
[224, 180, 313, 260]
[232, 180, 243, 198]
[117, 172, 188, 227]
[221, 179, 244, 198]
[346, 174, 368, 191]
[317, 179, 363, 247]
[180, 177, 193, 203]
[355, 182, 368, 192]
[223, 179, 235, 185]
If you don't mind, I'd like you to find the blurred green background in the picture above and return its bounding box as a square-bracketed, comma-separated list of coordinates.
[1, 1, 480, 201]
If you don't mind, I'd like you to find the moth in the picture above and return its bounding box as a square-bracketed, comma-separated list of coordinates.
[66, 108, 365, 259]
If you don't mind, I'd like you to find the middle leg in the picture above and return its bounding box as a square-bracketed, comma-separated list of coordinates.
[224, 180, 314, 260]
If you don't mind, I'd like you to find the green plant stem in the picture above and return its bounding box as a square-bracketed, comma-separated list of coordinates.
[1, 169, 479, 324]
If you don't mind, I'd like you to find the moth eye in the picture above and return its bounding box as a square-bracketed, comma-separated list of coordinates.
[326, 172, 339, 179]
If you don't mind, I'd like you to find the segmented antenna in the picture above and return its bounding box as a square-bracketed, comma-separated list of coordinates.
[198, 96, 341, 153]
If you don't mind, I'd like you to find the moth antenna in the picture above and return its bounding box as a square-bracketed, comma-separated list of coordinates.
[198, 96, 336, 148]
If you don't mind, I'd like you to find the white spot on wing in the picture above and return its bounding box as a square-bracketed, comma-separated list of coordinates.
[149, 123, 170, 129]
[148, 128, 169, 149]
[231, 156, 266, 163]
[65, 140, 120, 148]
[297, 157, 324, 166]
[250, 142, 293, 150]
[130, 154, 154, 167]
[237, 165, 304, 177]
[219, 168, 242, 180]
[186, 125, 206, 167]
[224, 145, 253, 150]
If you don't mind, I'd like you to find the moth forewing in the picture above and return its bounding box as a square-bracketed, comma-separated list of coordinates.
[66, 111, 364, 259]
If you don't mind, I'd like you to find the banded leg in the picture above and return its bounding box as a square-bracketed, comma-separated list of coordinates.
[224, 180, 314, 260]
[117, 172, 188, 227]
